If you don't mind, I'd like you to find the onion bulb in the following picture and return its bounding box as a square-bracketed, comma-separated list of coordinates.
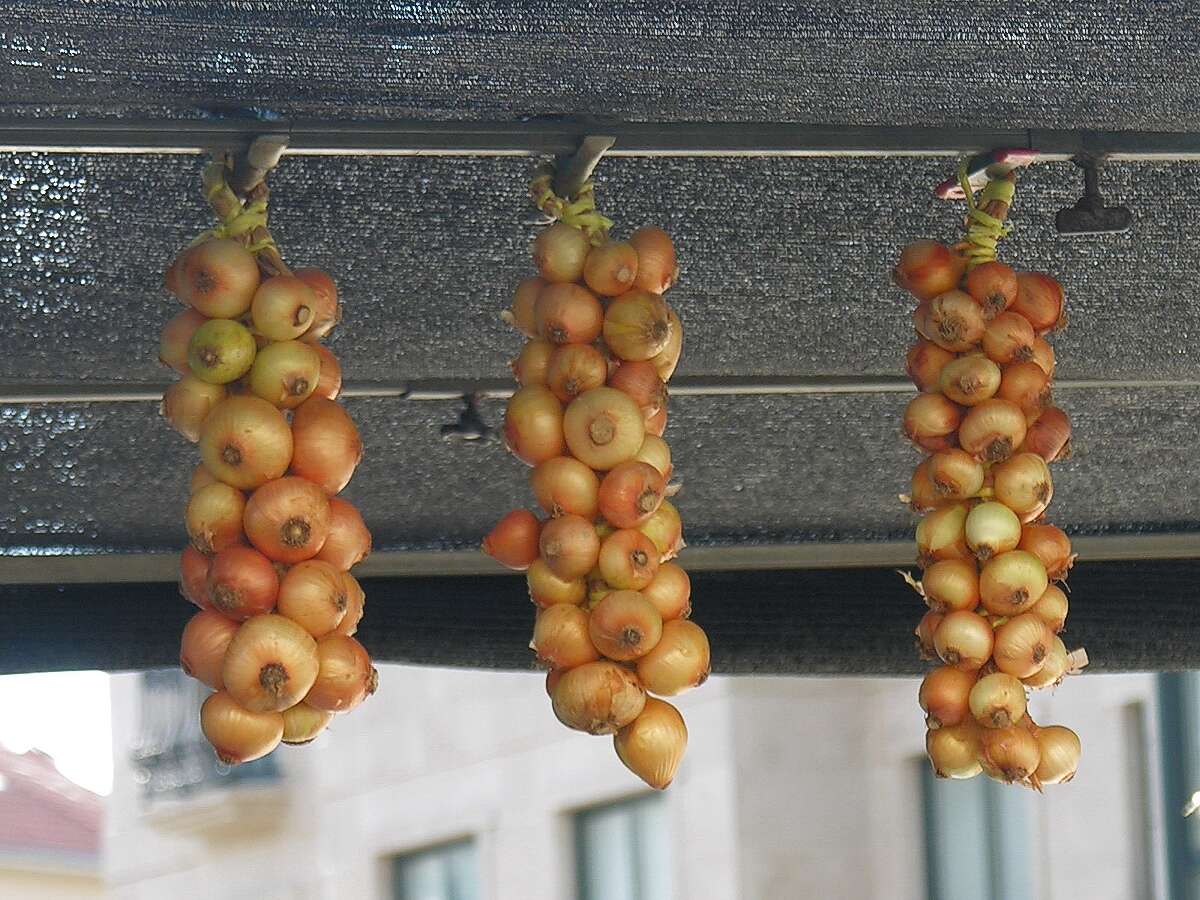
[536, 283, 604, 346]
[927, 290, 986, 352]
[644, 405, 668, 437]
[893, 240, 965, 301]
[598, 529, 661, 591]
[965, 501, 1022, 562]
[965, 260, 1018, 319]
[906, 340, 956, 392]
[928, 449, 985, 500]
[551, 660, 646, 734]
[190, 463, 219, 495]
[314, 497, 371, 570]
[970, 672, 1027, 728]
[980, 724, 1040, 783]
[187, 318, 257, 385]
[482, 508, 541, 571]
[244, 477, 332, 564]
[1029, 584, 1069, 633]
[916, 609, 944, 660]
[638, 500, 684, 561]
[614, 697, 688, 790]
[916, 503, 970, 567]
[640, 562, 691, 620]
[281, 702, 334, 745]
[589, 590, 663, 661]
[599, 461, 666, 529]
[993, 613, 1052, 679]
[933, 611, 994, 671]
[276, 559, 348, 638]
[980, 550, 1048, 616]
[530, 457, 600, 519]
[185, 482, 246, 554]
[603, 290, 672, 361]
[526, 558, 587, 608]
[160, 308, 210, 373]
[303, 634, 377, 713]
[251, 275, 316, 342]
[1031, 336, 1056, 377]
[1014, 272, 1066, 333]
[504, 385, 565, 466]
[546, 343, 608, 402]
[1018, 524, 1075, 582]
[247, 340, 321, 409]
[633, 434, 672, 480]
[293, 267, 340, 343]
[162, 376, 226, 443]
[903, 393, 962, 452]
[993, 452, 1053, 521]
[959, 398, 1027, 463]
[335, 573, 365, 637]
[608, 360, 668, 420]
[908, 460, 941, 512]
[564, 387, 645, 470]
[311, 343, 343, 400]
[635, 618, 710, 696]
[539, 513, 601, 579]
[1033, 725, 1081, 785]
[629, 227, 677, 294]
[180, 545, 212, 609]
[1023, 636, 1069, 689]
[512, 339, 555, 387]
[533, 222, 589, 283]
[982, 312, 1036, 365]
[997, 361, 1051, 420]
[939, 354, 1001, 406]
[290, 397, 362, 495]
[531, 603, 599, 669]
[206, 545, 280, 619]
[180, 610, 240, 690]
[503, 276, 545, 337]
[1020, 406, 1072, 463]
[927, 722, 983, 779]
[222, 614, 320, 713]
[922, 559, 980, 613]
[179, 238, 260, 319]
[200, 690, 283, 765]
[919, 665, 975, 729]
[650, 309, 683, 383]
[199, 396, 293, 490]
[584, 240, 639, 296]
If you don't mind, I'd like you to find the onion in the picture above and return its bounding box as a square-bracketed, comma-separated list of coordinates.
[335, 574, 365, 637]
[293, 267, 340, 343]
[934, 610, 994, 671]
[179, 238, 261, 318]
[180, 545, 212, 609]
[635, 618, 709, 695]
[916, 609, 944, 660]
[162, 376, 226, 443]
[980, 550, 1048, 616]
[911, 302, 934, 340]
[1031, 336, 1056, 377]
[939, 354, 1001, 406]
[650, 308, 683, 382]
[544, 669, 563, 697]
[928, 449, 985, 500]
[503, 276, 546, 337]
[187, 318, 257, 385]
[504, 385, 566, 466]
[641, 562, 691, 621]
[633, 434, 672, 480]
[927, 290, 987, 352]
[980, 724, 1040, 783]
[993, 613, 1052, 679]
[281, 702, 334, 745]
[512, 339, 555, 387]
[199, 396, 293, 490]
[304, 634, 377, 712]
[222, 614, 320, 713]
[599, 461, 666, 529]
[1033, 725, 1081, 785]
[539, 514, 601, 579]
[533, 222, 589, 284]
[1029, 584, 1069, 633]
[965, 260, 1018, 319]
[608, 360, 667, 420]
[180, 610, 240, 690]
[638, 500, 684, 561]
[589, 590, 662, 661]
[276, 560, 347, 638]
[190, 463, 219, 495]
[893, 240, 965, 301]
[997, 362, 1051, 422]
[586, 567, 614, 609]
[584, 240, 639, 296]
[614, 697, 688, 790]
[311, 343, 343, 400]
[965, 501, 1022, 562]
[906, 340, 956, 392]
[530, 458, 600, 520]
[160, 308, 210, 373]
[531, 603, 599, 669]
[970, 672, 1027, 728]
[247, 340, 321, 409]
[926, 722, 983, 779]
[552, 661, 646, 735]
[527, 558, 587, 608]
[919, 665, 974, 729]
[1018, 524, 1075, 581]
[251, 275, 316, 342]
[564, 387, 645, 470]
[536, 283, 604, 346]
[916, 503, 970, 567]
[993, 453, 1053, 521]
[164, 246, 190, 299]
[1014, 272, 1066, 333]
[644, 405, 668, 437]
[546, 343, 608, 402]
[603, 290, 672, 362]
[959, 398, 1027, 462]
[482, 508, 541, 571]
[244, 477, 332, 564]
[629, 227, 677, 294]
[903, 393, 962, 452]
[1023, 636, 1069, 689]
[315, 497, 372, 570]
[599, 529, 661, 591]
[908, 459, 941, 512]
[922, 559, 980, 612]
[200, 690, 284, 765]
[1021, 406, 1072, 463]
[206, 545, 280, 619]
[186, 482, 246, 554]
[289, 397, 362, 495]
[982, 312, 1036, 365]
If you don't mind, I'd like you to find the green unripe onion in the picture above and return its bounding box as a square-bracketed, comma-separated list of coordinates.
[188, 319, 257, 384]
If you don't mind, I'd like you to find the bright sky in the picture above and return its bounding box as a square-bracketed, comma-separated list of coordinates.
[0, 671, 113, 796]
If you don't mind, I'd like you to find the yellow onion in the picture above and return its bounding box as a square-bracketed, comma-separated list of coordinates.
[629, 227, 677, 294]
[980, 724, 1041, 783]
[222, 614, 320, 713]
[639, 500, 684, 561]
[908, 459, 941, 512]
[614, 697, 688, 790]
[993, 453, 1053, 522]
[533, 222, 589, 283]
[1018, 523, 1075, 582]
[584, 240, 639, 296]
[200, 690, 283, 765]
[531, 603, 599, 669]
[922, 558, 980, 612]
[650, 308, 683, 382]
[281, 702, 334, 745]
[187, 318, 257, 385]
[526, 558, 587, 608]
[539, 514, 601, 579]
[982, 311, 1036, 365]
[939, 354, 1001, 406]
[915, 609, 944, 660]
[482, 508, 541, 571]
[640, 562, 691, 621]
[926, 722, 983, 779]
[633, 434, 672, 480]
[1023, 636, 1069, 689]
[199, 396, 293, 491]
[276, 559, 348, 638]
[893, 240, 965, 301]
[504, 385, 566, 466]
[1013, 272, 1066, 334]
[928, 449, 985, 500]
[290, 397, 362, 496]
[903, 393, 962, 452]
[1020, 406, 1072, 463]
[293, 267, 339, 343]
[598, 529, 661, 591]
[503, 276, 545, 337]
[992, 613, 1052, 679]
[551, 660, 646, 734]
[160, 308, 210, 373]
[335, 573, 365, 637]
[243, 477, 332, 564]
[589, 590, 663, 661]
[311, 343, 343, 400]
[933, 611, 994, 671]
[980, 550, 1048, 616]
[969, 672, 1027, 728]
[185, 482, 246, 554]
[997, 361, 1051, 420]
[927, 290, 986, 352]
[531, 456, 601, 519]
[1029, 584, 1069, 633]
[546, 343, 608, 402]
[247, 340, 321, 409]
[959, 398, 1027, 463]
[180, 610, 240, 690]
[1031, 336, 1056, 377]
[314, 497, 372, 571]
[964, 260, 1018, 319]
[635, 618, 710, 695]
[965, 501, 1022, 562]
[906, 340, 956, 392]
[564, 387, 645, 470]
[511, 339, 555, 387]
[1033, 725, 1081, 785]
[251, 275, 317, 342]
[536, 283, 604, 346]
[178, 239, 260, 318]
[304, 634, 377, 713]
[603, 290, 672, 361]
[915, 503, 970, 567]
[919, 665, 975, 729]
[163, 376, 227, 443]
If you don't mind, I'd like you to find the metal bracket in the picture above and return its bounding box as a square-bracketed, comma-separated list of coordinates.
[440, 394, 494, 443]
[229, 134, 290, 194]
[552, 134, 616, 198]
[1055, 154, 1133, 235]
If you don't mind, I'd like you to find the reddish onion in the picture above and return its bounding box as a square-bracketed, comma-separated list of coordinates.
[927, 290, 987, 352]
[222, 614, 320, 713]
[928, 448, 985, 500]
[933, 610, 994, 671]
[539, 514, 601, 579]
[482, 508, 541, 571]
[180, 545, 212, 609]
[608, 360, 668, 419]
[290, 397, 362, 495]
[533, 222, 589, 284]
[527, 558, 587, 608]
[551, 660, 646, 734]
[980, 550, 1048, 616]
[185, 482, 246, 554]
[993, 452, 1053, 521]
[1014, 272, 1066, 333]
[922, 558, 980, 613]
[545, 343, 608, 402]
[903, 393, 962, 452]
[614, 697, 688, 790]
[251, 275, 316, 342]
[503, 276, 546, 337]
[893, 240, 965, 301]
[531, 604, 599, 669]
[997, 361, 1051, 420]
[1018, 524, 1075, 581]
[965, 260, 1018, 319]
[199, 396, 293, 490]
[244, 477, 332, 564]
[589, 590, 663, 661]
[180, 610, 240, 690]
[919, 665, 974, 729]
[939, 354, 1001, 406]
[304, 634, 377, 712]
[276, 559, 348, 638]
[200, 690, 283, 765]
[504, 385, 565, 466]
[959, 398, 1027, 462]
[311, 343, 343, 400]
[179, 238, 260, 318]
[1020, 406, 1072, 463]
[206, 545, 280, 619]
[512, 339, 555, 387]
[293, 267, 339, 343]
[536, 283, 604, 345]
[635, 618, 709, 694]
[160, 308, 210, 373]
[584, 240, 639, 296]
[314, 497, 372, 570]
[906, 340, 956, 392]
[598, 461, 667, 529]
[162, 376, 226, 443]
[598, 529, 661, 591]
[641, 562, 691, 620]
[629, 227, 677, 294]
[982, 311, 1036, 365]
[564, 387, 646, 470]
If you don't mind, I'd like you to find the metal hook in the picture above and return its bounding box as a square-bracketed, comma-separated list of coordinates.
[1055, 154, 1133, 235]
[553, 134, 616, 198]
[440, 394, 494, 443]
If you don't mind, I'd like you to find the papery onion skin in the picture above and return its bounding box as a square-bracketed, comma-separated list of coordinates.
[180, 238, 261, 319]
[614, 697, 688, 790]
[315, 497, 372, 570]
[1029, 584, 1069, 634]
[527, 558, 587, 608]
[1020, 406, 1072, 463]
[635, 618, 710, 696]
[980, 724, 1041, 784]
[638, 500, 684, 561]
[187, 318, 258, 385]
[903, 393, 963, 452]
[1023, 636, 1069, 689]
[603, 290, 673, 362]
[504, 276, 546, 337]
[160, 308, 210, 373]
[650, 308, 683, 383]
[180, 545, 213, 609]
[927, 290, 987, 352]
[644, 405, 668, 438]
[281, 702, 334, 745]
[551, 660, 646, 734]
[200, 690, 283, 765]
[293, 267, 340, 343]
[633, 434, 672, 480]
[598, 528, 661, 591]
[919, 665, 975, 730]
[997, 361, 1052, 420]
[965, 501, 1022, 563]
[906, 340, 956, 393]
[939, 354, 1002, 406]
[1014, 272, 1066, 334]
[922, 559, 980, 613]
[928, 449, 985, 500]
[584, 240, 639, 296]
[589, 590, 663, 661]
[916, 503, 970, 568]
[243, 477, 332, 565]
[608, 360, 668, 420]
[1030, 336, 1056, 377]
[982, 312, 1036, 365]
[162, 376, 227, 443]
[1018, 524, 1075, 582]
[629, 227, 677, 294]
[504, 385, 566, 466]
[893, 240, 965, 301]
[979, 550, 1049, 616]
[531, 603, 600, 670]
[512, 339, 555, 387]
[546, 343, 608, 402]
[251, 275, 317, 342]
[599, 461, 667, 529]
[222, 614, 320, 714]
[959, 398, 1028, 463]
[909, 459, 942, 513]
[927, 722, 984, 779]
[247, 340, 321, 410]
[531, 457, 601, 519]
[933, 610, 995, 671]
[276, 559, 348, 638]
[199, 396, 294, 491]
[533, 222, 590, 284]
[539, 513, 602, 580]
[965, 260, 1018, 319]
[311, 343, 343, 400]
[335, 573, 365, 637]
[969, 672, 1028, 729]
[563, 387, 646, 471]
[206, 545, 280, 620]
[640, 562, 691, 621]
[482, 508, 541, 571]
[185, 482, 247, 555]
[290, 397, 362, 496]
[993, 613, 1052, 679]
[1033, 725, 1081, 785]
[303, 634, 377, 713]
[180, 610, 240, 690]
[916, 610, 945, 660]
[536, 283, 604, 346]
[993, 452, 1053, 522]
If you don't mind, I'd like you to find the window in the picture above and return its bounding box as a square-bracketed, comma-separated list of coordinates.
[575, 794, 671, 900]
[1160, 672, 1200, 899]
[391, 839, 479, 900]
[920, 764, 1035, 900]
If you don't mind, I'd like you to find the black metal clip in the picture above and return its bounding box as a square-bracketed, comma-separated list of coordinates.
[440, 394, 493, 443]
[1055, 155, 1132, 235]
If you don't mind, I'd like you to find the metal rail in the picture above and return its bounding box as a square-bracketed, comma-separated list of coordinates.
[2, 119, 1200, 160]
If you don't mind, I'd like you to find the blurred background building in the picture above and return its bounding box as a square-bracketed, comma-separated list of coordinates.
[1, 666, 1191, 899]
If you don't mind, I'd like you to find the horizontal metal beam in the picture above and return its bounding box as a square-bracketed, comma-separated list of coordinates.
[2, 118, 1200, 160]
[3, 375, 1200, 405]
[2, 533, 1198, 585]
